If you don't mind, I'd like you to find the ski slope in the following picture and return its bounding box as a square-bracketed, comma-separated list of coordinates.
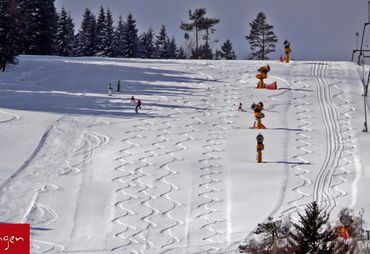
[0, 56, 369, 253]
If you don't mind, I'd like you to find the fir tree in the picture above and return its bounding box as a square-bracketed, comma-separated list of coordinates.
[94, 6, 106, 55]
[220, 40, 236, 60]
[55, 7, 74, 56]
[113, 15, 125, 57]
[75, 8, 96, 56]
[245, 12, 277, 60]
[138, 28, 155, 59]
[122, 13, 139, 58]
[168, 36, 178, 59]
[0, 0, 23, 71]
[104, 8, 114, 57]
[289, 202, 336, 254]
[155, 25, 169, 59]
[22, 0, 57, 55]
[177, 46, 186, 59]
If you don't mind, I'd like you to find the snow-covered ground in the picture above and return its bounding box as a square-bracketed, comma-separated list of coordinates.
[0, 56, 369, 253]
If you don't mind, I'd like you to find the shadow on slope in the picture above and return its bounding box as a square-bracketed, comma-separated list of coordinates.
[0, 56, 210, 117]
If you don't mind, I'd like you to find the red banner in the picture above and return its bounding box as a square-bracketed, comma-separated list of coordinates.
[0, 224, 29, 254]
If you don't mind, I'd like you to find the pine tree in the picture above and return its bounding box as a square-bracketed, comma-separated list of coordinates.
[180, 8, 206, 57]
[0, 0, 23, 71]
[122, 13, 139, 58]
[75, 8, 96, 56]
[220, 40, 237, 60]
[104, 8, 114, 57]
[168, 36, 178, 59]
[113, 15, 125, 57]
[177, 46, 186, 59]
[55, 7, 74, 56]
[180, 8, 219, 59]
[138, 28, 155, 59]
[22, 0, 57, 55]
[94, 6, 106, 55]
[155, 25, 169, 59]
[245, 12, 277, 60]
[289, 202, 336, 254]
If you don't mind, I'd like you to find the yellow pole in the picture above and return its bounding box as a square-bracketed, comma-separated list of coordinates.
[257, 151, 262, 163]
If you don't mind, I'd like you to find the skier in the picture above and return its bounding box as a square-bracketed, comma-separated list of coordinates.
[130, 96, 136, 103]
[135, 99, 142, 113]
[117, 80, 121, 92]
[238, 103, 243, 112]
[107, 83, 113, 96]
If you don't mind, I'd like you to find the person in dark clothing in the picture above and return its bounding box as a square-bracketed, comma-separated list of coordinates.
[238, 103, 243, 112]
[117, 80, 121, 92]
[130, 96, 136, 103]
[135, 99, 142, 113]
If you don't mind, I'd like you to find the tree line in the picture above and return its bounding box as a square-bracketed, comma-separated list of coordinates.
[0, 0, 280, 71]
[239, 202, 369, 254]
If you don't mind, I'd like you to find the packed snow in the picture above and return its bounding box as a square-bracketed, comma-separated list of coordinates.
[0, 55, 369, 253]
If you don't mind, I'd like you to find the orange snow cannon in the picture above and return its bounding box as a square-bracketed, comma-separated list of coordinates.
[283, 39, 291, 63]
[252, 102, 266, 129]
[256, 65, 277, 90]
[256, 65, 270, 89]
[256, 133, 264, 163]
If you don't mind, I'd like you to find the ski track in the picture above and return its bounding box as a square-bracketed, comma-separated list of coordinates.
[280, 75, 314, 217]
[279, 62, 356, 218]
[112, 108, 187, 253]
[2, 117, 110, 253]
[0, 109, 20, 123]
[112, 64, 240, 254]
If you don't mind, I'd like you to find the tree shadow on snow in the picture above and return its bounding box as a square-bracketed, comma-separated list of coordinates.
[0, 57, 216, 118]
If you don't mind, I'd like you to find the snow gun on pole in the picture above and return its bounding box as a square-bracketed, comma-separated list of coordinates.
[256, 64, 277, 90]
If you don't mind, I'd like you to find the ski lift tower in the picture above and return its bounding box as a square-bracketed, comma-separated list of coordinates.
[358, 1, 370, 64]
[358, 1, 370, 132]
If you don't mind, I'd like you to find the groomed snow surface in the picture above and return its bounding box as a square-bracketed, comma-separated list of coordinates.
[0, 56, 369, 253]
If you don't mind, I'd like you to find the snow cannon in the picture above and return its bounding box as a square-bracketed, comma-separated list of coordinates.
[251, 102, 266, 129]
[256, 65, 277, 90]
[256, 133, 264, 163]
[283, 39, 291, 63]
[335, 225, 351, 239]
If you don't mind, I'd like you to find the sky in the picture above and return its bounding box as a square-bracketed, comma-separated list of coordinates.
[55, 0, 370, 61]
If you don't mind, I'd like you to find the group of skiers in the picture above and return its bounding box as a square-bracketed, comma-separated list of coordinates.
[107, 80, 142, 113]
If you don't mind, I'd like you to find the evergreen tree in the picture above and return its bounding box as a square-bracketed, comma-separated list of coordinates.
[75, 8, 96, 56]
[180, 8, 219, 59]
[138, 28, 155, 59]
[155, 25, 169, 59]
[22, 0, 57, 55]
[180, 8, 206, 57]
[113, 15, 125, 57]
[55, 7, 74, 56]
[289, 202, 336, 254]
[197, 43, 213, 59]
[214, 49, 222, 60]
[104, 8, 114, 57]
[220, 40, 237, 60]
[0, 0, 23, 71]
[168, 36, 178, 59]
[177, 46, 186, 59]
[122, 13, 139, 58]
[245, 12, 277, 60]
[94, 6, 106, 55]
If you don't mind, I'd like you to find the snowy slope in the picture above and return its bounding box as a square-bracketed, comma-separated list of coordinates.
[0, 56, 369, 253]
